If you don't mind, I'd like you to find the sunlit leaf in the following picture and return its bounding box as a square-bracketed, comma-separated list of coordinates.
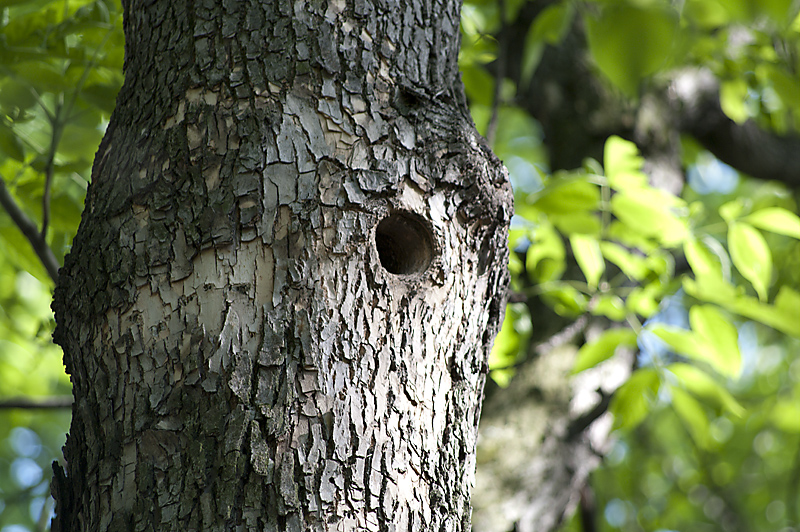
[591, 294, 627, 321]
[688, 305, 742, 378]
[650, 324, 705, 360]
[669, 363, 745, 417]
[728, 222, 772, 301]
[550, 212, 601, 236]
[531, 176, 600, 214]
[719, 198, 746, 222]
[570, 234, 604, 289]
[600, 241, 649, 281]
[626, 284, 663, 318]
[683, 237, 722, 278]
[526, 221, 565, 282]
[488, 304, 531, 387]
[719, 78, 750, 124]
[604, 135, 644, 181]
[771, 398, 800, 433]
[685, 277, 800, 337]
[611, 188, 688, 246]
[743, 207, 800, 239]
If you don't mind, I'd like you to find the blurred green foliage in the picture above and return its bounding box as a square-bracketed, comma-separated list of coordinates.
[462, 0, 800, 530]
[1, 0, 799, 531]
[0, 0, 122, 529]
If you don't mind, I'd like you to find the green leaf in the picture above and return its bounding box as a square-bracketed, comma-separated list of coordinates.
[650, 324, 705, 360]
[573, 328, 637, 373]
[550, 212, 601, 236]
[540, 282, 589, 316]
[531, 176, 600, 214]
[591, 294, 627, 321]
[0, 78, 38, 113]
[610, 367, 660, 431]
[719, 78, 750, 124]
[600, 241, 649, 281]
[530, 2, 573, 45]
[671, 387, 712, 449]
[669, 363, 745, 417]
[585, 5, 679, 97]
[683, 237, 721, 278]
[650, 308, 741, 379]
[682, 273, 740, 308]
[728, 222, 772, 300]
[488, 304, 531, 387]
[683, 0, 733, 27]
[570, 234, 604, 289]
[758, 64, 800, 113]
[689, 305, 742, 378]
[604, 135, 644, 180]
[626, 284, 662, 318]
[0, 123, 26, 161]
[611, 188, 688, 246]
[774, 286, 800, 320]
[684, 278, 800, 338]
[526, 221, 565, 282]
[742, 207, 800, 239]
[0, 227, 52, 284]
[719, 198, 746, 222]
[461, 64, 495, 107]
[771, 398, 800, 433]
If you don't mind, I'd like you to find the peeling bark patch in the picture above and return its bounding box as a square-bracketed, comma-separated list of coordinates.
[374, 211, 433, 275]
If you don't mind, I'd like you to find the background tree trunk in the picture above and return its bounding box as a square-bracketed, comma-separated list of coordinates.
[51, 1, 512, 530]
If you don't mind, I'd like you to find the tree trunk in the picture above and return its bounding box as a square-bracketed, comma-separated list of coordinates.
[51, 1, 512, 530]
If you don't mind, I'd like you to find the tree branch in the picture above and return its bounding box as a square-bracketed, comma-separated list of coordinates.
[0, 396, 73, 409]
[672, 69, 800, 188]
[0, 175, 60, 281]
[566, 387, 612, 440]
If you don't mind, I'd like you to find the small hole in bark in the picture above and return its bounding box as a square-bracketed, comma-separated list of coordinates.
[375, 212, 433, 275]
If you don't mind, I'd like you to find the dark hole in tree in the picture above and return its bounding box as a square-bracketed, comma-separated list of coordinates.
[375, 212, 433, 275]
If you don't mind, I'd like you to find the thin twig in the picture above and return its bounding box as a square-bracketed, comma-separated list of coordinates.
[0, 396, 73, 409]
[40, 22, 116, 240]
[0, 175, 60, 281]
[41, 98, 62, 240]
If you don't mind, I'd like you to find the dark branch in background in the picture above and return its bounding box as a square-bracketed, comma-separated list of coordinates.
[672, 69, 800, 189]
[502, 6, 800, 189]
[0, 175, 60, 281]
[566, 387, 611, 440]
[579, 483, 597, 532]
[0, 396, 73, 409]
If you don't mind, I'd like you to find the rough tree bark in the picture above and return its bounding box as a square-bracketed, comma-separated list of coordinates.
[51, 1, 512, 530]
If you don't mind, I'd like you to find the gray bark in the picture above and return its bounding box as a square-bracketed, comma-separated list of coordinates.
[51, 1, 512, 531]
